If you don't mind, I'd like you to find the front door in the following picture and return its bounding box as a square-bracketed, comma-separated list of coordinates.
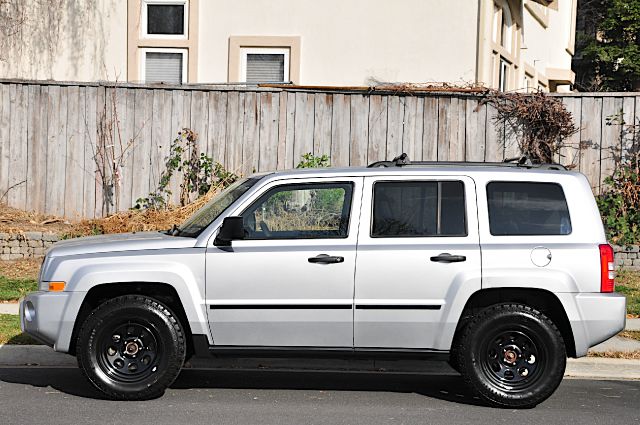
[206, 177, 362, 347]
[354, 175, 481, 349]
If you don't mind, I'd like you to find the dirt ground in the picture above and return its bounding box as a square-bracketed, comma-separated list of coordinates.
[0, 204, 76, 234]
[0, 258, 41, 280]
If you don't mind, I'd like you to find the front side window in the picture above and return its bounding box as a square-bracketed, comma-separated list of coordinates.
[487, 182, 572, 236]
[241, 183, 353, 239]
[372, 181, 467, 237]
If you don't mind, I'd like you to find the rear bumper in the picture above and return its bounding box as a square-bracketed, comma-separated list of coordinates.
[560, 292, 626, 357]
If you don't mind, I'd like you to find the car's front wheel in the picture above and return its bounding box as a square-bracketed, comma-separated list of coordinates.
[76, 295, 186, 400]
[456, 303, 566, 408]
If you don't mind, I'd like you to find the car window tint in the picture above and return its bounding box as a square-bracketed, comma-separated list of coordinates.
[372, 181, 466, 237]
[241, 183, 353, 239]
[487, 182, 572, 236]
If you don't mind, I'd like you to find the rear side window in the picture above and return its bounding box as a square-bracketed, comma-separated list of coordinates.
[372, 181, 466, 237]
[487, 182, 572, 236]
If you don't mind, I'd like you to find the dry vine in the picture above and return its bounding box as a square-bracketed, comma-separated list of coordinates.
[92, 86, 140, 214]
[481, 90, 578, 164]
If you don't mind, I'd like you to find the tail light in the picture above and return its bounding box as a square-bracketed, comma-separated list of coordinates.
[599, 244, 615, 293]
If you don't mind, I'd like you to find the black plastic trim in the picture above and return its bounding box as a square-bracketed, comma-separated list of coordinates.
[355, 305, 442, 310]
[209, 304, 442, 310]
[210, 304, 352, 310]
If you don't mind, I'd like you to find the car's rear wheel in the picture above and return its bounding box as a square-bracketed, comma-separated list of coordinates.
[76, 295, 186, 400]
[456, 303, 566, 408]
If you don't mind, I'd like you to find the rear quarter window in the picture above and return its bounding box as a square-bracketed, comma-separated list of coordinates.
[487, 181, 572, 236]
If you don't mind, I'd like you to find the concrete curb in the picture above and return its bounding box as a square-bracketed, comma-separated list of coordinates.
[0, 303, 19, 315]
[0, 345, 639, 380]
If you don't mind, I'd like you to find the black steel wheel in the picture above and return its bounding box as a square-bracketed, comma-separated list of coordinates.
[456, 303, 566, 408]
[77, 295, 186, 400]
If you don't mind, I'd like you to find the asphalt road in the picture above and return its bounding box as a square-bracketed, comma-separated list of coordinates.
[0, 367, 638, 425]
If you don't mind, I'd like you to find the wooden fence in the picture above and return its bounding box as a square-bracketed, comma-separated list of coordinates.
[0, 80, 637, 218]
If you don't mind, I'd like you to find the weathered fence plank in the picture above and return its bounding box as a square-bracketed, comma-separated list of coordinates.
[368, 95, 388, 164]
[208, 91, 228, 165]
[350, 94, 369, 167]
[294, 92, 314, 167]
[26, 85, 47, 213]
[64, 85, 84, 218]
[0, 81, 636, 218]
[465, 99, 486, 162]
[621, 97, 635, 164]
[559, 97, 582, 169]
[331, 94, 350, 167]
[422, 97, 438, 161]
[402, 97, 424, 161]
[259, 91, 279, 172]
[600, 97, 623, 193]
[313, 93, 332, 160]
[82, 86, 98, 219]
[386, 96, 404, 160]
[0, 84, 10, 201]
[580, 97, 603, 192]
[243, 92, 260, 176]
[45, 85, 65, 216]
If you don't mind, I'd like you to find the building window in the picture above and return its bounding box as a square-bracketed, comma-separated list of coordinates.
[141, 0, 188, 39]
[493, 1, 513, 52]
[498, 58, 509, 92]
[140, 48, 187, 84]
[228, 36, 300, 84]
[240, 48, 290, 83]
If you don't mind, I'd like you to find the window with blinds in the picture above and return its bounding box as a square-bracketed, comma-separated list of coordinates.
[240, 47, 290, 83]
[246, 54, 285, 83]
[144, 51, 184, 84]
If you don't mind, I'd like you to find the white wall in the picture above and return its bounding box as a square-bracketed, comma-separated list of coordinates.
[0, 0, 127, 82]
[521, 0, 574, 76]
[197, 0, 479, 86]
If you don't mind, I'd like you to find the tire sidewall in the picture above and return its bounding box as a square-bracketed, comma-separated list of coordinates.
[77, 296, 185, 399]
[461, 305, 566, 408]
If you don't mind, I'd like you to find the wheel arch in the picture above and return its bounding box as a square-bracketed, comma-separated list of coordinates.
[452, 288, 576, 358]
[68, 282, 197, 358]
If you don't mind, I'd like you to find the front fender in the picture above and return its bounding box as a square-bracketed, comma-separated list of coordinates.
[51, 250, 209, 352]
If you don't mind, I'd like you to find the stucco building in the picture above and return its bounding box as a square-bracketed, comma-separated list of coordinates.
[0, 0, 577, 92]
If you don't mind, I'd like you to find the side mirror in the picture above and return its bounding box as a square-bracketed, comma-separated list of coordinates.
[214, 217, 245, 246]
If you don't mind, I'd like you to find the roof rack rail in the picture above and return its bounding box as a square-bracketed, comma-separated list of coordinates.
[367, 153, 567, 171]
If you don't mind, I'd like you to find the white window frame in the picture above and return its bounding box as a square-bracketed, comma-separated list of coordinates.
[498, 57, 509, 92]
[139, 47, 188, 84]
[141, 0, 188, 40]
[239, 47, 290, 83]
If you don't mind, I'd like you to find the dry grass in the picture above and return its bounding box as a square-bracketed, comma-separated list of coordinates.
[60, 187, 222, 238]
[588, 351, 640, 360]
[0, 258, 41, 280]
[0, 204, 75, 234]
[617, 270, 640, 317]
[619, 330, 640, 341]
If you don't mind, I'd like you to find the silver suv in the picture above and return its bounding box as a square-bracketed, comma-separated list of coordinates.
[20, 156, 626, 407]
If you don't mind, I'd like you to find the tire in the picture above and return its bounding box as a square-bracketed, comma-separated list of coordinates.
[456, 303, 566, 408]
[76, 295, 186, 400]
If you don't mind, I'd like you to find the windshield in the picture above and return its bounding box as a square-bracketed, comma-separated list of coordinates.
[177, 177, 261, 237]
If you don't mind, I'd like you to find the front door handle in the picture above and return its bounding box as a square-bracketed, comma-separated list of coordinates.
[430, 253, 467, 263]
[308, 254, 344, 264]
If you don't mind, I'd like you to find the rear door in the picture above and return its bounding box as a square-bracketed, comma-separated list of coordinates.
[354, 175, 481, 349]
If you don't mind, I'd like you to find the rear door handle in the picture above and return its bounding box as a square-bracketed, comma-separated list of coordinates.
[430, 253, 466, 263]
[308, 254, 344, 264]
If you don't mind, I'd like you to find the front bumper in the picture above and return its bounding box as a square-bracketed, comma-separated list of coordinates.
[20, 291, 77, 351]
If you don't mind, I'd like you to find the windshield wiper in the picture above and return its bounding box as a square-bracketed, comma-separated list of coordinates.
[162, 224, 181, 236]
